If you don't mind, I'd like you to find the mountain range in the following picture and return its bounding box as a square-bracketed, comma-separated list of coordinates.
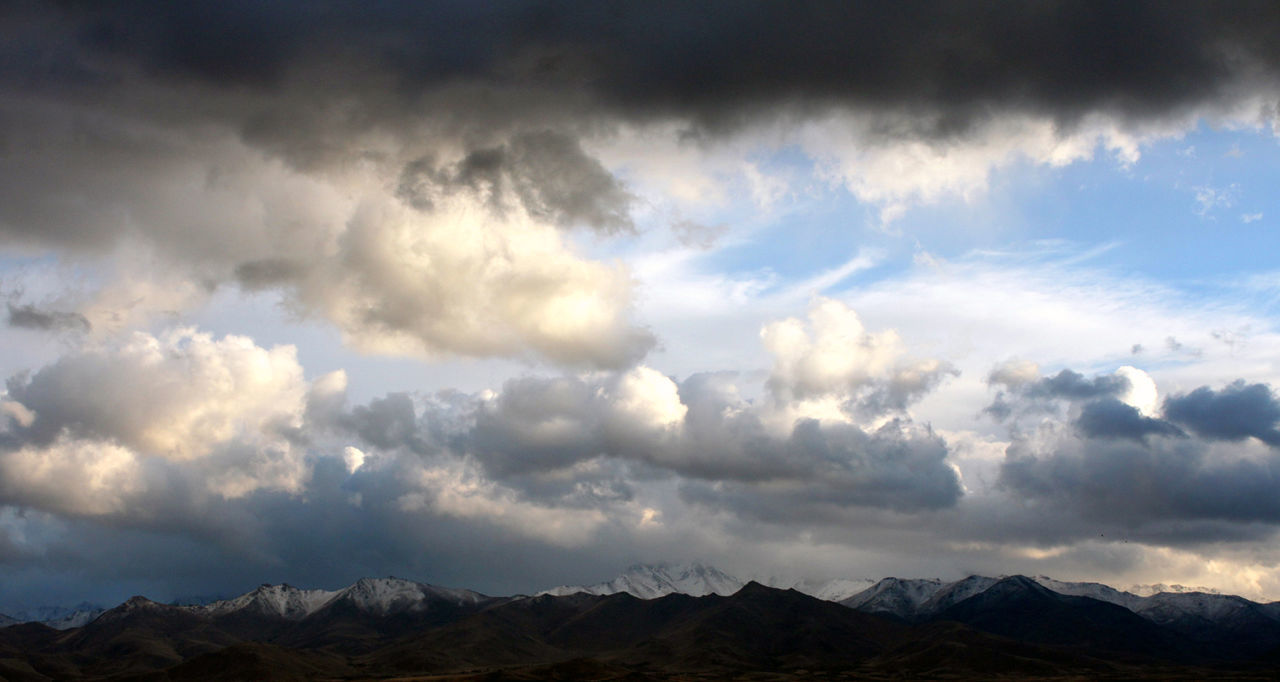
[3, 564, 1280, 679]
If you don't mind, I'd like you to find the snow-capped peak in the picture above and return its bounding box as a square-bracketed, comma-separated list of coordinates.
[0, 602, 106, 630]
[1031, 575, 1144, 610]
[539, 562, 745, 600]
[42, 607, 105, 630]
[1127, 582, 1221, 597]
[92, 596, 166, 625]
[197, 583, 339, 620]
[919, 575, 999, 613]
[776, 577, 877, 603]
[191, 577, 488, 621]
[336, 577, 433, 615]
[839, 577, 947, 618]
[331, 577, 489, 616]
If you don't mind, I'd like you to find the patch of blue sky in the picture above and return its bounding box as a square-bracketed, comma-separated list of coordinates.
[886, 124, 1278, 282]
[615, 123, 1278, 316]
[672, 153, 899, 294]
[702, 194, 887, 288]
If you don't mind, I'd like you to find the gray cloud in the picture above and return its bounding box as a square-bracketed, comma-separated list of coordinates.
[2, 1, 1278, 371]
[340, 369, 963, 516]
[6, 303, 90, 333]
[995, 373, 1280, 531]
[678, 418, 959, 522]
[233, 259, 309, 290]
[996, 368, 1129, 402]
[1074, 398, 1184, 442]
[8, 347, 1280, 608]
[1001, 431, 1280, 526]
[6, 1, 1280, 608]
[339, 393, 435, 456]
[1163, 381, 1280, 447]
[986, 368, 1131, 423]
[0, 318, 959, 581]
[21, 2, 1280, 131]
[397, 131, 635, 233]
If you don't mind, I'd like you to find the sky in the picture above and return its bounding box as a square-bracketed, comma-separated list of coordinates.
[4, 1, 1280, 610]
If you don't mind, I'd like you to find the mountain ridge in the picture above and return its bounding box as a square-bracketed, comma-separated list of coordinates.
[3, 576, 1277, 679]
[6, 563, 1280, 649]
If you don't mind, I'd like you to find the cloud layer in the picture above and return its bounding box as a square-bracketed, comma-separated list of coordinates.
[3, 1, 1280, 368]
[990, 366, 1280, 532]
[3, 1, 1280, 606]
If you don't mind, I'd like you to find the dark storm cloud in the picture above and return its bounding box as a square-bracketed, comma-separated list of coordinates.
[985, 368, 1131, 422]
[339, 393, 434, 455]
[1074, 397, 1184, 441]
[678, 418, 960, 521]
[4, 1, 1278, 370]
[0, 458, 631, 608]
[466, 376, 606, 477]
[233, 259, 308, 290]
[851, 362, 960, 419]
[397, 131, 634, 232]
[999, 368, 1129, 402]
[21, 1, 1280, 129]
[1163, 381, 1280, 447]
[6, 303, 90, 333]
[996, 375, 1280, 530]
[1001, 432, 1280, 525]
[331, 370, 963, 515]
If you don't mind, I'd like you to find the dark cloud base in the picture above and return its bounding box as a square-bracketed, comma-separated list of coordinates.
[992, 371, 1280, 528]
[21, 1, 1280, 129]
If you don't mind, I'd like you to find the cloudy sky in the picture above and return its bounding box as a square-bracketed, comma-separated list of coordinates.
[4, 1, 1280, 610]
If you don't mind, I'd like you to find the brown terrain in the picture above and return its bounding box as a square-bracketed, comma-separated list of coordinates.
[2, 579, 1279, 680]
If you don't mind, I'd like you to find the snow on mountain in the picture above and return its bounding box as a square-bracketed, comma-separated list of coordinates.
[1032, 576, 1145, 611]
[1134, 591, 1271, 627]
[325, 577, 491, 616]
[194, 577, 490, 620]
[93, 596, 169, 626]
[1128, 582, 1220, 597]
[918, 575, 999, 614]
[8, 606, 72, 623]
[782, 577, 877, 602]
[2, 602, 104, 627]
[197, 583, 340, 620]
[836, 574, 1280, 634]
[0, 602, 103, 629]
[838, 577, 947, 619]
[42, 608, 105, 630]
[540, 563, 745, 599]
[14, 568, 1280, 633]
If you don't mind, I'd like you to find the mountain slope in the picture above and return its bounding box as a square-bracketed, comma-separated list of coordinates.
[272, 577, 501, 653]
[4, 578, 1280, 679]
[58, 597, 242, 678]
[619, 582, 905, 672]
[374, 582, 907, 675]
[771, 576, 877, 602]
[935, 576, 1196, 661]
[197, 583, 338, 621]
[539, 562, 743, 599]
[838, 577, 947, 620]
[1031, 576, 1145, 611]
[1134, 591, 1280, 658]
[917, 575, 999, 617]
